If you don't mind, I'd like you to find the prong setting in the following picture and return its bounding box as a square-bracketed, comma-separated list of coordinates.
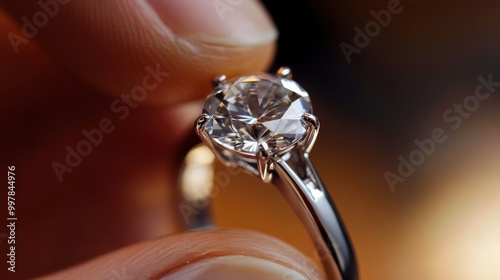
[257, 142, 273, 182]
[198, 72, 313, 182]
[277, 66, 292, 79]
[212, 74, 227, 88]
[195, 114, 211, 135]
[213, 88, 225, 100]
[195, 114, 216, 158]
[301, 113, 320, 154]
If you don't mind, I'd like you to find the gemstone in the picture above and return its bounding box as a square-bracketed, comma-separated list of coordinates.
[203, 73, 312, 155]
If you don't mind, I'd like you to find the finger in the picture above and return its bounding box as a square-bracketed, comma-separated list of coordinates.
[43, 229, 323, 280]
[2, 0, 277, 104]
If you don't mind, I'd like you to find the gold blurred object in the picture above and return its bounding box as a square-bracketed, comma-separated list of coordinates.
[181, 144, 215, 203]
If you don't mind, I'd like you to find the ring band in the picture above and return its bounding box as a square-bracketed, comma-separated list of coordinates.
[180, 67, 358, 280]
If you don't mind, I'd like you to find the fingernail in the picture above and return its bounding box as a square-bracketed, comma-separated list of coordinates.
[160, 255, 308, 280]
[147, 0, 278, 46]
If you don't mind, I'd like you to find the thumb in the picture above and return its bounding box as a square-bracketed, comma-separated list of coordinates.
[2, 0, 277, 104]
[42, 229, 323, 280]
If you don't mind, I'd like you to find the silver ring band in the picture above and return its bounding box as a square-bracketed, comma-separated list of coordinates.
[273, 147, 357, 280]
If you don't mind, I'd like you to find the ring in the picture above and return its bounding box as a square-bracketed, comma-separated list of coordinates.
[185, 67, 358, 280]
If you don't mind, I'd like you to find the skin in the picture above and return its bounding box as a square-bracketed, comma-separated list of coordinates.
[0, 0, 325, 279]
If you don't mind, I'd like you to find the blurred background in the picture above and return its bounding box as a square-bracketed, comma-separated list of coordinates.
[2, 0, 500, 279]
[213, 0, 500, 279]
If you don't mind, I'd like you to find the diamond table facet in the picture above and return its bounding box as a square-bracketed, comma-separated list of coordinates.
[203, 73, 312, 155]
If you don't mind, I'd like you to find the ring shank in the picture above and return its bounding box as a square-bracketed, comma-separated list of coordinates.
[273, 149, 358, 280]
[179, 145, 358, 280]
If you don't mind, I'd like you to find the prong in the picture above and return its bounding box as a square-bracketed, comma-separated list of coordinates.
[257, 142, 273, 182]
[301, 113, 320, 154]
[212, 74, 227, 88]
[195, 114, 211, 135]
[195, 114, 217, 154]
[277, 66, 292, 79]
[213, 88, 225, 100]
[195, 114, 233, 167]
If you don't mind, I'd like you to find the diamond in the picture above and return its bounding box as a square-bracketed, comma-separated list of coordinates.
[203, 73, 312, 155]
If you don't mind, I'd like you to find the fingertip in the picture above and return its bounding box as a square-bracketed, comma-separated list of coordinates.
[43, 229, 322, 280]
[147, 0, 278, 47]
[1, 0, 277, 105]
[156, 40, 276, 104]
[160, 255, 309, 280]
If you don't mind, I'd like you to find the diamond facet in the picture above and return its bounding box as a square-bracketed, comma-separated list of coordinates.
[202, 73, 312, 155]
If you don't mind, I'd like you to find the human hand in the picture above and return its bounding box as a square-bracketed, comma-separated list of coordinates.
[0, 0, 323, 279]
